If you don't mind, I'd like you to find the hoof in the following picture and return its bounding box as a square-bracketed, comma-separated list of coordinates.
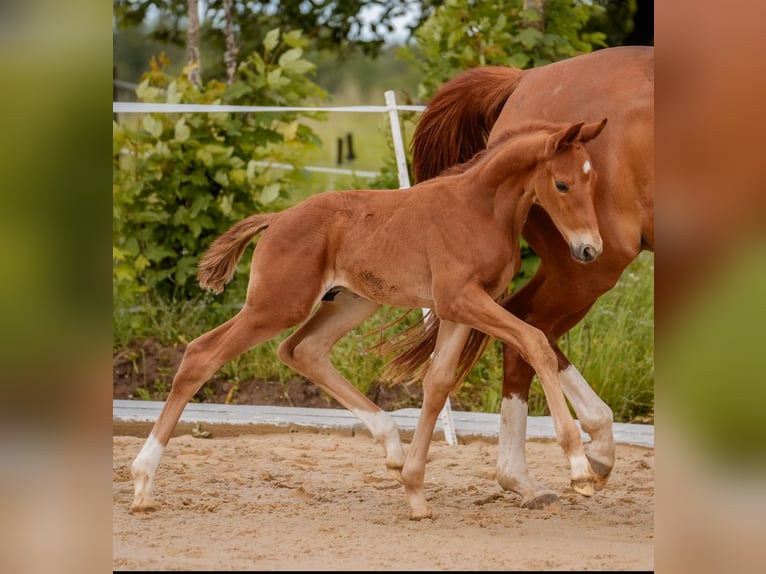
[409, 507, 433, 521]
[593, 473, 610, 491]
[571, 478, 595, 497]
[130, 499, 158, 513]
[386, 462, 404, 484]
[522, 493, 562, 512]
[130, 485, 157, 513]
[586, 455, 612, 491]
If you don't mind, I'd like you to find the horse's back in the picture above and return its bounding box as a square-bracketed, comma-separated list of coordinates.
[496, 46, 653, 137]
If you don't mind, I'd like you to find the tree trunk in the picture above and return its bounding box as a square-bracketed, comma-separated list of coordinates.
[186, 0, 201, 87]
[223, 0, 238, 84]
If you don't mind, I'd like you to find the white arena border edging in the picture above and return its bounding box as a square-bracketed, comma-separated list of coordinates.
[112, 399, 654, 448]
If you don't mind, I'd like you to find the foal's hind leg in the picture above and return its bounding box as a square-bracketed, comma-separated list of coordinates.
[277, 289, 407, 479]
[130, 304, 303, 512]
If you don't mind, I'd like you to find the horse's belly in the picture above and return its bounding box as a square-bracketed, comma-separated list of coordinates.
[332, 269, 433, 309]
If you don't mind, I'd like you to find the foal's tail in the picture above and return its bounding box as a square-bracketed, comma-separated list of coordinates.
[411, 66, 523, 182]
[197, 213, 277, 294]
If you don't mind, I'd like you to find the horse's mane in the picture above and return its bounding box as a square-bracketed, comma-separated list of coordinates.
[411, 65, 524, 183]
[437, 120, 560, 178]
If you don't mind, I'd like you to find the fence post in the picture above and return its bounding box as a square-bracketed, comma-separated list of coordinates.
[384, 91, 458, 446]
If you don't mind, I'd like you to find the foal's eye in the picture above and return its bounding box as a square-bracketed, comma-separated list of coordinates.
[555, 180, 569, 193]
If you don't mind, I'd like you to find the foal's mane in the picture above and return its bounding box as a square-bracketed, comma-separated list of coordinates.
[436, 120, 560, 178]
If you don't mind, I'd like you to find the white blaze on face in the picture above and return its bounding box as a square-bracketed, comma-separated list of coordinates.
[583, 160, 592, 175]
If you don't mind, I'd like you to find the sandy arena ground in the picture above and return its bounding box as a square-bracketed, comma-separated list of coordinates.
[113, 430, 653, 571]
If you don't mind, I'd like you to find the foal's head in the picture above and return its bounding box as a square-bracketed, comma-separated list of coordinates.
[528, 119, 607, 263]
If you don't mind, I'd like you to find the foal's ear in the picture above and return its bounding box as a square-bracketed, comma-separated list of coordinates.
[551, 121, 585, 152]
[578, 118, 608, 143]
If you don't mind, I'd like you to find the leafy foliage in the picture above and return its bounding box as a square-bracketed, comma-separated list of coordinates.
[113, 0, 424, 73]
[113, 29, 327, 301]
[398, 0, 608, 100]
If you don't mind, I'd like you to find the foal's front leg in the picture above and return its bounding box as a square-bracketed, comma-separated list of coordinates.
[400, 321, 471, 520]
[499, 269, 617, 497]
[498, 347, 614, 507]
[449, 287, 601, 499]
[558, 362, 614, 490]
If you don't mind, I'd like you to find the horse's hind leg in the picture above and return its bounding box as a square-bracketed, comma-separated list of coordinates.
[276, 289, 407, 478]
[130, 303, 303, 512]
[496, 359, 562, 510]
[498, 262, 629, 503]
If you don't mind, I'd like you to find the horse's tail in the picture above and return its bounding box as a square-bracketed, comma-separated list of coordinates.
[197, 213, 277, 294]
[381, 314, 494, 390]
[390, 66, 523, 387]
[411, 66, 524, 182]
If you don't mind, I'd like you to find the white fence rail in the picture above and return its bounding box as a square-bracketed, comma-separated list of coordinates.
[113, 92, 458, 445]
[113, 98, 425, 180]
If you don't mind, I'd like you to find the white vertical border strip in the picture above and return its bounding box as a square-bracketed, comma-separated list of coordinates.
[385, 91, 457, 446]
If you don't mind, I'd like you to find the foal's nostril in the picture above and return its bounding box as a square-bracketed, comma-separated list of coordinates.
[572, 243, 599, 263]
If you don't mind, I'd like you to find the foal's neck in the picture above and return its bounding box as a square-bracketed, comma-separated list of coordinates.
[473, 137, 540, 229]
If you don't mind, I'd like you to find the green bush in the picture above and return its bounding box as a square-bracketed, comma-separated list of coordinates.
[113, 29, 327, 302]
[399, 0, 607, 99]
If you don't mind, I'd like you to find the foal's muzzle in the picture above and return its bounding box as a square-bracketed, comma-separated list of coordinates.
[570, 242, 602, 263]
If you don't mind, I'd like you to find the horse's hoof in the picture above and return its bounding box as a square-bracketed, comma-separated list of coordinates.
[409, 507, 433, 521]
[522, 493, 562, 512]
[593, 473, 610, 491]
[130, 499, 157, 513]
[571, 478, 595, 497]
[386, 463, 404, 484]
[586, 455, 612, 491]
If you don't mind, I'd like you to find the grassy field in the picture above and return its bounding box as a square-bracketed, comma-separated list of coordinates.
[286, 79, 422, 201]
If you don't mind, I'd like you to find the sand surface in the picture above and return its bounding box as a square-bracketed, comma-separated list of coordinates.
[113, 430, 653, 571]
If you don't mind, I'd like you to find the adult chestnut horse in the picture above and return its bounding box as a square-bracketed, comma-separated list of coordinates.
[404, 46, 654, 510]
[130, 119, 607, 520]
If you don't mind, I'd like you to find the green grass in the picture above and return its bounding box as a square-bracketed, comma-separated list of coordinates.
[288, 85, 421, 201]
[560, 251, 655, 422]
